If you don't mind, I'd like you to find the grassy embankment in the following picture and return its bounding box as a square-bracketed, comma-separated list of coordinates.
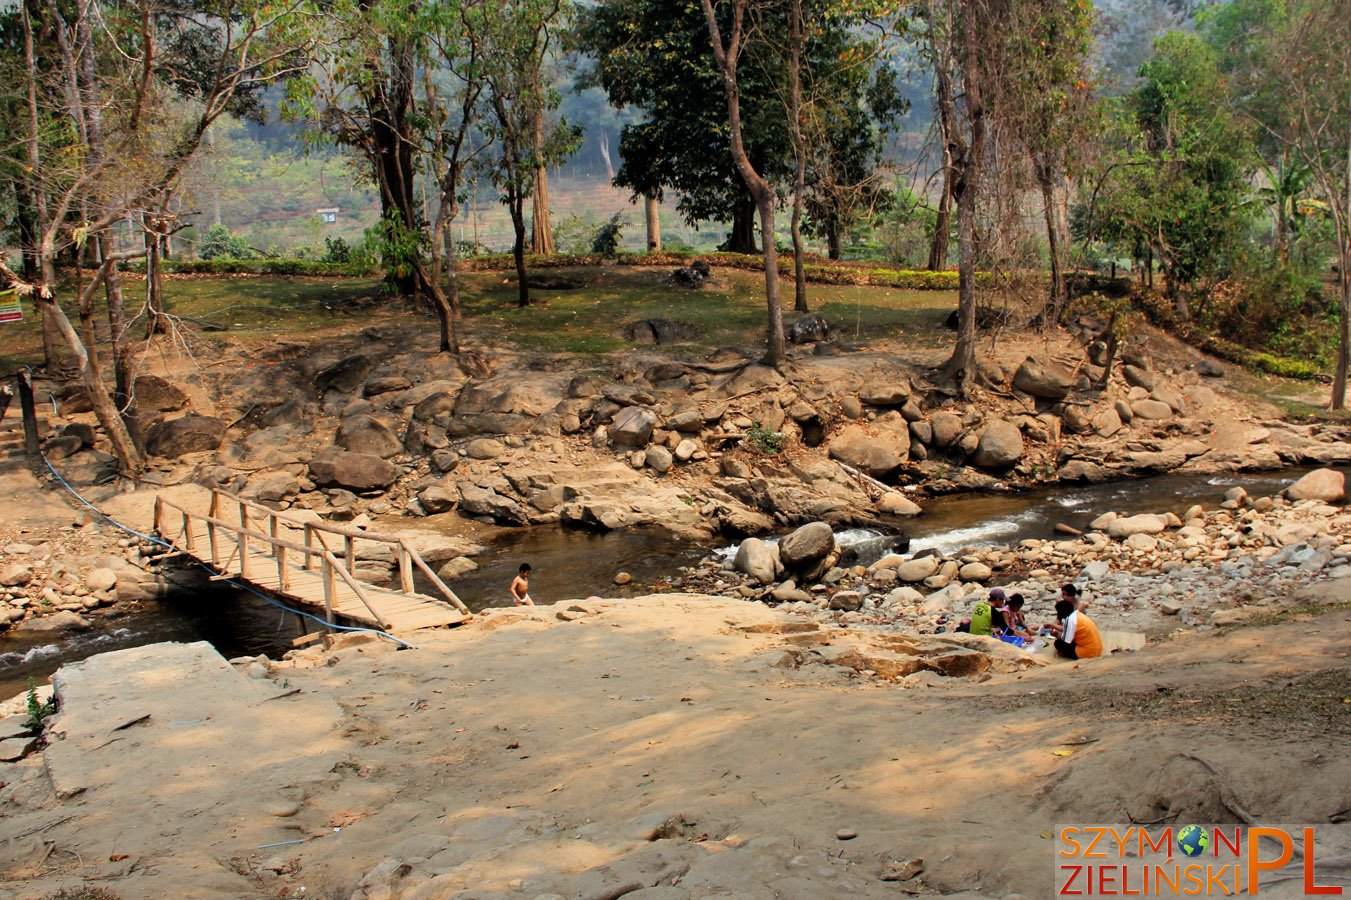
[0, 265, 960, 371]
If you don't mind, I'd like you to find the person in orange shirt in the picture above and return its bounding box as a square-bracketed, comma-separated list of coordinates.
[1046, 598, 1103, 659]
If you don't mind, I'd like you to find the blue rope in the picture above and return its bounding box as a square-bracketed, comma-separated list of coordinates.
[37, 452, 416, 650]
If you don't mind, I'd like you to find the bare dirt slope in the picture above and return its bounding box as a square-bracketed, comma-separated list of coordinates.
[1, 590, 1347, 899]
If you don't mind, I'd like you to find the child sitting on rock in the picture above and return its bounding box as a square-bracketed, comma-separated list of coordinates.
[995, 593, 1033, 639]
[1046, 598, 1103, 659]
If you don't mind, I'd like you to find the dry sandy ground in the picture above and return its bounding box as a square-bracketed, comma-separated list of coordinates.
[1, 586, 1348, 900]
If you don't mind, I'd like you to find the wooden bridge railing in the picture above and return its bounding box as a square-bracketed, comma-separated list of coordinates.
[152, 487, 471, 623]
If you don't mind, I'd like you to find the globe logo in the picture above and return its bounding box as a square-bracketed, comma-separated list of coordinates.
[1177, 825, 1210, 858]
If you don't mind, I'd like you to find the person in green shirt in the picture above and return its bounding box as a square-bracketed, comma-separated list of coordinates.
[955, 588, 1005, 636]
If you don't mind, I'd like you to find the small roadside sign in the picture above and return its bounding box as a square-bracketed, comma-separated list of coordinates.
[0, 291, 21, 324]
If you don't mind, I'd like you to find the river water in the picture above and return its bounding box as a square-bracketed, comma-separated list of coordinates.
[0, 467, 1324, 700]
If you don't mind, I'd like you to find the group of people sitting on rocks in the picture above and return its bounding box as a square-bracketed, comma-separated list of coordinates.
[946, 583, 1103, 660]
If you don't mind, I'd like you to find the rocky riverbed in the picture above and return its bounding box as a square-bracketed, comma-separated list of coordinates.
[8, 287, 1351, 648]
[26, 297, 1351, 554]
[673, 468, 1351, 664]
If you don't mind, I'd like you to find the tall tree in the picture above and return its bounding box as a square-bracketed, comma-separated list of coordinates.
[1091, 32, 1254, 320]
[699, 0, 786, 367]
[579, 0, 895, 258]
[1216, 1, 1351, 408]
[999, 0, 1096, 323]
[299, 0, 433, 301]
[480, 0, 580, 308]
[5, 0, 311, 478]
[923, 0, 994, 395]
[299, 0, 474, 350]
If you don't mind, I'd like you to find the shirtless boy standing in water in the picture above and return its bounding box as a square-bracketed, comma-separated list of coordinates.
[510, 564, 534, 606]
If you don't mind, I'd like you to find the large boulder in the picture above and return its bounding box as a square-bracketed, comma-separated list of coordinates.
[417, 481, 459, 514]
[1013, 358, 1075, 400]
[1285, 468, 1345, 502]
[1130, 399, 1173, 420]
[0, 564, 33, 587]
[1106, 514, 1168, 539]
[828, 423, 908, 478]
[930, 412, 963, 449]
[610, 407, 657, 448]
[733, 538, 777, 585]
[1122, 365, 1159, 392]
[971, 419, 1023, 469]
[133, 375, 188, 412]
[145, 416, 226, 458]
[315, 355, 372, 395]
[645, 445, 674, 473]
[788, 314, 830, 344]
[879, 492, 923, 516]
[336, 415, 402, 459]
[897, 556, 939, 582]
[458, 485, 528, 525]
[1151, 385, 1186, 414]
[778, 522, 835, 571]
[412, 391, 459, 422]
[258, 397, 315, 428]
[860, 379, 910, 407]
[308, 451, 400, 492]
[363, 374, 412, 397]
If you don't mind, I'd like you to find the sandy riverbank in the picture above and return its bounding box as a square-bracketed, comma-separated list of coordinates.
[0, 580, 1347, 899]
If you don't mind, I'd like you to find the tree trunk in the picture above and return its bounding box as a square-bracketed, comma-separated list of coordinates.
[1333, 254, 1348, 410]
[446, 215, 463, 324]
[100, 232, 142, 452]
[529, 69, 555, 255]
[787, 0, 808, 313]
[728, 195, 757, 253]
[939, 0, 987, 397]
[41, 292, 145, 479]
[144, 218, 167, 335]
[15, 188, 38, 281]
[827, 222, 842, 261]
[531, 167, 555, 255]
[700, 0, 785, 368]
[1037, 156, 1069, 323]
[928, 151, 953, 271]
[370, 35, 423, 300]
[510, 193, 530, 308]
[644, 192, 661, 252]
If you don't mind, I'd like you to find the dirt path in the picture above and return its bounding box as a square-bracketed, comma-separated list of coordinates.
[1, 591, 1346, 899]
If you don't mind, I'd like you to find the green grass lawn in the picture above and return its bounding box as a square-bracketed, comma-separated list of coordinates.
[458, 267, 958, 355]
[1, 266, 959, 371]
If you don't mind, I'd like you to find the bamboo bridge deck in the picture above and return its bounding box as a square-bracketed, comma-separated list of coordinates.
[153, 489, 470, 634]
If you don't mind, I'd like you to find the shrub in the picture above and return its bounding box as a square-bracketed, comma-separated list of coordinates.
[152, 258, 379, 277]
[591, 214, 624, 258]
[324, 236, 352, 263]
[196, 224, 254, 260]
[747, 423, 786, 454]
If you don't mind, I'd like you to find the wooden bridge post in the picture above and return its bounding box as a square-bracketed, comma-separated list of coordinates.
[207, 516, 219, 566]
[269, 512, 280, 558]
[344, 535, 356, 574]
[277, 544, 290, 591]
[238, 527, 250, 579]
[303, 525, 315, 571]
[182, 510, 195, 551]
[153, 497, 162, 536]
[321, 557, 336, 627]
[398, 542, 414, 594]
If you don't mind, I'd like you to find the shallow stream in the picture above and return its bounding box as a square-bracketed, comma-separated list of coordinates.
[0, 466, 1326, 700]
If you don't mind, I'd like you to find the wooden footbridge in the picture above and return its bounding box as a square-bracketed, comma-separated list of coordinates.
[153, 488, 471, 635]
